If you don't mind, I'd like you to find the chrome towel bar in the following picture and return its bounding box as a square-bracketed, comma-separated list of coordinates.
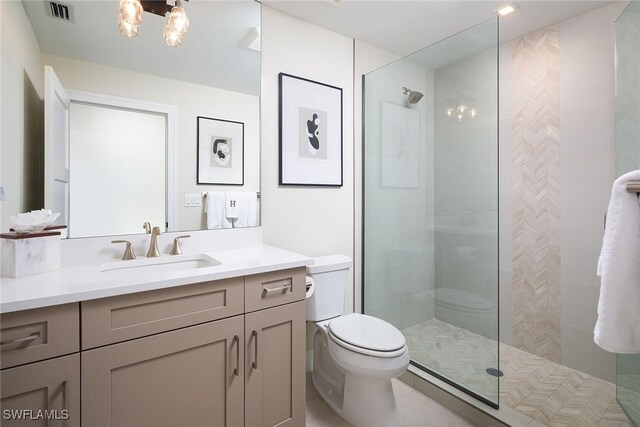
[628, 182, 640, 193]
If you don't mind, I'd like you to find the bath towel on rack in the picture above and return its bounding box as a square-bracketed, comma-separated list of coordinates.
[204, 192, 232, 229]
[595, 170, 640, 353]
[225, 192, 258, 228]
[225, 192, 241, 219]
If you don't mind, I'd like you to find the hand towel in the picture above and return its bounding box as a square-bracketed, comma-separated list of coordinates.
[595, 169, 640, 353]
[204, 192, 232, 229]
[230, 192, 258, 228]
[225, 192, 241, 219]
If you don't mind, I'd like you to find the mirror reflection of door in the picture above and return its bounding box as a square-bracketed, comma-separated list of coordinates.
[44, 66, 70, 234]
[46, 66, 172, 238]
[68, 101, 167, 238]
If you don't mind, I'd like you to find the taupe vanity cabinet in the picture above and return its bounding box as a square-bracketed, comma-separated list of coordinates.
[0, 304, 81, 427]
[245, 302, 306, 427]
[81, 316, 246, 427]
[0, 267, 306, 427]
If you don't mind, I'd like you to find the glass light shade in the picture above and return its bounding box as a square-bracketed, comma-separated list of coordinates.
[163, 2, 189, 47]
[163, 25, 183, 47]
[167, 5, 189, 35]
[119, 0, 142, 25]
[118, 15, 139, 37]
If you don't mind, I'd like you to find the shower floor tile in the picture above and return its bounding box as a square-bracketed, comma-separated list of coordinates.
[402, 319, 632, 426]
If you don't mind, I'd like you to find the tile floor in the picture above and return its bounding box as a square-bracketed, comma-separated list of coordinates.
[306, 373, 477, 427]
[403, 319, 633, 427]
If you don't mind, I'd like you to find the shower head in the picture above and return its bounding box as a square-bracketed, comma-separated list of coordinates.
[403, 87, 424, 104]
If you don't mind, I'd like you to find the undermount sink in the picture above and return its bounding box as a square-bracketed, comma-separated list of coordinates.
[100, 254, 221, 277]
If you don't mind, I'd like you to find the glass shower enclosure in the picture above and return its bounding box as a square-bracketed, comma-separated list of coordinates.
[363, 18, 499, 406]
[615, 2, 640, 424]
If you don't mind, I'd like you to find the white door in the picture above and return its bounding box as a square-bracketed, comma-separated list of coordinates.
[44, 66, 70, 230]
[68, 103, 166, 238]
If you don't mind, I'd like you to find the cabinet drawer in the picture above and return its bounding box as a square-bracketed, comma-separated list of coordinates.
[1, 353, 80, 427]
[82, 277, 244, 349]
[0, 304, 79, 369]
[245, 268, 306, 313]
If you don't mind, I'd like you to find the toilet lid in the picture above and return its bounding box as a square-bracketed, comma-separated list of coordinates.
[328, 313, 406, 352]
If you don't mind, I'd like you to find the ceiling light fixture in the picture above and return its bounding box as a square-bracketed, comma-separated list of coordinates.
[118, 0, 143, 38]
[496, 3, 518, 17]
[118, 0, 190, 47]
[163, 0, 189, 47]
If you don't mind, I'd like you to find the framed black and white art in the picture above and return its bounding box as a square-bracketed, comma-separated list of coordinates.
[279, 73, 343, 186]
[197, 116, 244, 185]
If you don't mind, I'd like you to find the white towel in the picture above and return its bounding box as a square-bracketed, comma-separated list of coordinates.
[204, 192, 232, 229]
[595, 170, 640, 353]
[229, 192, 258, 228]
[225, 192, 241, 219]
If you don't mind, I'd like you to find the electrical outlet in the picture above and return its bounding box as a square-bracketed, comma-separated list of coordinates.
[184, 194, 202, 207]
[0, 186, 4, 202]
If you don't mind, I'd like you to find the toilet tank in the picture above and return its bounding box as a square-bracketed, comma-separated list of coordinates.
[306, 255, 352, 321]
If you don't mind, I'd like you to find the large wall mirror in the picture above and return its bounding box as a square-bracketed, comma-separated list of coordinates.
[1, 0, 260, 238]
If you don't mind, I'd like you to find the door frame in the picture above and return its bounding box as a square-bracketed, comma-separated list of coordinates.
[66, 90, 177, 231]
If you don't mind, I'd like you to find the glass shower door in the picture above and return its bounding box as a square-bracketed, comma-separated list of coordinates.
[615, 2, 640, 424]
[363, 18, 499, 406]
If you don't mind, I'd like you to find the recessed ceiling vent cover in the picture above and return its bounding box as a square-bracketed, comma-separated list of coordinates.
[46, 1, 74, 22]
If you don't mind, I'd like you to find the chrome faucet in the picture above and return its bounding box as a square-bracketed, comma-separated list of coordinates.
[146, 226, 161, 257]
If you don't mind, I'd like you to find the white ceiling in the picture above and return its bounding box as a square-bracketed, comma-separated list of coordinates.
[264, 0, 616, 57]
[22, 0, 619, 95]
[22, 0, 261, 96]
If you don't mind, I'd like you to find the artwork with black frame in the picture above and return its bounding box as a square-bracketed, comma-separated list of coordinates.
[279, 73, 343, 186]
[197, 116, 244, 186]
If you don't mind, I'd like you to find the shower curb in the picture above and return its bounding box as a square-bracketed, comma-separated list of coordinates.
[403, 365, 545, 427]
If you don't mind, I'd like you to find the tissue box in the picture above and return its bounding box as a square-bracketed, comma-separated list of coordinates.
[1, 232, 61, 278]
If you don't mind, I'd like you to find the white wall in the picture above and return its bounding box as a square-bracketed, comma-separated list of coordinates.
[42, 54, 260, 232]
[498, 2, 627, 382]
[498, 41, 514, 346]
[433, 45, 499, 340]
[261, 6, 355, 306]
[558, 2, 625, 382]
[0, 1, 44, 232]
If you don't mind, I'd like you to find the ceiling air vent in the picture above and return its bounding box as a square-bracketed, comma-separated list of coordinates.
[46, 1, 74, 22]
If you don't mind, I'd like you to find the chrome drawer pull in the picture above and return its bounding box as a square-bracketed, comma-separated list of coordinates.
[0, 331, 41, 349]
[261, 282, 292, 298]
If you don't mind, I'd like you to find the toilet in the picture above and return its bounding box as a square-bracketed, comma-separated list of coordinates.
[307, 255, 410, 427]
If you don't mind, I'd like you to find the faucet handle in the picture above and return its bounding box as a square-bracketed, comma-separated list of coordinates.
[111, 240, 136, 260]
[143, 222, 151, 234]
[170, 235, 191, 255]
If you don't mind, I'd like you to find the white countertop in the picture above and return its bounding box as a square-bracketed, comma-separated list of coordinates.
[0, 245, 313, 313]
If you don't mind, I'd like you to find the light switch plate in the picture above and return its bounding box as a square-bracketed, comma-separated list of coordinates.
[184, 194, 202, 207]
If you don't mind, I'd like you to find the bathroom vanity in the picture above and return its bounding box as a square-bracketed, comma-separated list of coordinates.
[0, 245, 310, 427]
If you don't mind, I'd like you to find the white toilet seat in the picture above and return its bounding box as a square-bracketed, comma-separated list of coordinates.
[327, 313, 407, 358]
[328, 330, 408, 358]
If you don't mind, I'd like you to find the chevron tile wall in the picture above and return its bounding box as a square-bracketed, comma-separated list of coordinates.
[512, 26, 562, 363]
